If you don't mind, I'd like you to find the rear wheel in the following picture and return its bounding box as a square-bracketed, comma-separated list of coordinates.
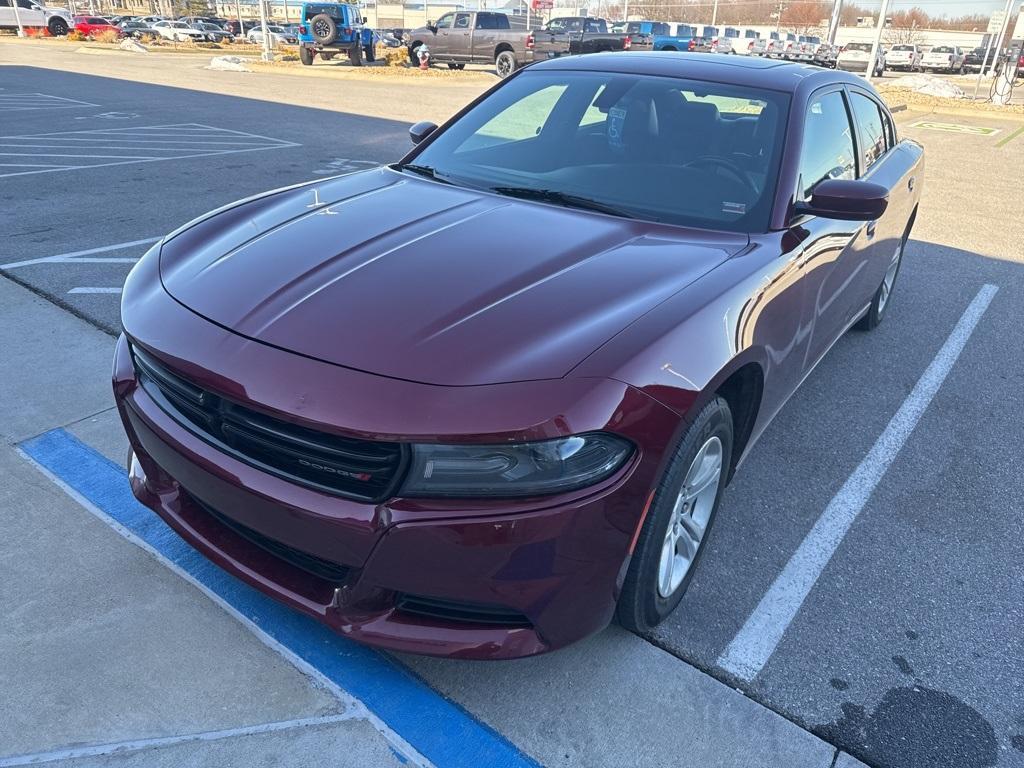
[299, 46, 314, 65]
[363, 43, 375, 62]
[348, 43, 362, 66]
[617, 397, 733, 633]
[310, 13, 337, 45]
[48, 16, 69, 35]
[495, 49, 516, 78]
[856, 235, 906, 331]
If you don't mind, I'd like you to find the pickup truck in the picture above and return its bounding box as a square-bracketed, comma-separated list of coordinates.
[651, 24, 710, 53]
[407, 11, 537, 78]
[530, 16, 652, 56]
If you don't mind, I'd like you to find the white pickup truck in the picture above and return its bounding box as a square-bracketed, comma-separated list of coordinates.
[0, 0, 73, 35]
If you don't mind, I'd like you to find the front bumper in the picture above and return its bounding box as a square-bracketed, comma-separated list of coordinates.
[113, 272, 680, 658]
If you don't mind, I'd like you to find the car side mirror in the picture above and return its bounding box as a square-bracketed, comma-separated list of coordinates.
[362, 16, 367, 23]
[795, 179, 889, 221]
[409, 120, 437, 145]
[427, 21, 436, 32]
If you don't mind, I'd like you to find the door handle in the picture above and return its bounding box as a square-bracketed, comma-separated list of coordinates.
[866, 220, 877, 238]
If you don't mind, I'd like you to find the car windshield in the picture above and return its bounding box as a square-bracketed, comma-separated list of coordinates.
[846, 43, 871, 52]
[893, 45, 914, 51]
[932, 46, 953, 53]
[268, 25, 284, 32]
[405, 71, 789, 232]
[170, 22, 188, 28]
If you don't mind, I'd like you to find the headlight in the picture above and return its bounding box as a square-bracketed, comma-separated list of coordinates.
[400, 433, 634, 498]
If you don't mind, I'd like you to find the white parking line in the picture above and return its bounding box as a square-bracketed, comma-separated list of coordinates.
[718, 284, 998, 681]
[0, 123, 300, 178]
[0, 713, 356, 767]
[1, 237, 159, 270]
[0, 93, 100, 112]
[68, 287, 122, 294]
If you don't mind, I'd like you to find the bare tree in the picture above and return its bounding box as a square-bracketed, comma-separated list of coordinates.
[884, 7, 928, 45]
[780, 1, 829, 34]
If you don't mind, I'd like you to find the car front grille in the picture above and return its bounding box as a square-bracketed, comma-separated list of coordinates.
[395, 594, 532, 628]
[132, 346, 407, 502]
[196, 498, 351, 582]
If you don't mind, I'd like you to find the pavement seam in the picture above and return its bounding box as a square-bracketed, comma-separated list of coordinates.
[0, 714, 359, 767]
[0, 273, 119, 337]
[16, 446, 434, 768]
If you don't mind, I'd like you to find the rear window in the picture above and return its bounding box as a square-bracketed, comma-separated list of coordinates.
[893, 45, 914, 51]
[932, 46, 953, 53]
[846, 43, 871, 52]
[408, 71, 789, 233]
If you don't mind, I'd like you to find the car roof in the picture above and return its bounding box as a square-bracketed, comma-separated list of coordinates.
[527, 52, 865, 93]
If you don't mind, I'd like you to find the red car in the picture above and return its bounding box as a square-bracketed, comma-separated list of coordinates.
[73, 15, 121, 37]
[114, 54, 923, 659]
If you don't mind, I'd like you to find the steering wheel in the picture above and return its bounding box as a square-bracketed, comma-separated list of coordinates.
[679, 156, 758, 198]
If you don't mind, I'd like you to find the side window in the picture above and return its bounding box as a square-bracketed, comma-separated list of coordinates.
[475, 13, 493, 29]
[547, 19, 565, 32]
[798, 91, 856, 201]
[434, 13, 453, 29]
[849, 93, 887, 172]
[495, 14, 509, 29]
[454, 13, 470, 28]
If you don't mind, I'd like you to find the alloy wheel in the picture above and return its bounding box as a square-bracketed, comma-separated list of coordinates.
[657, 436, 723, 598]
[877, 241, 903, 314]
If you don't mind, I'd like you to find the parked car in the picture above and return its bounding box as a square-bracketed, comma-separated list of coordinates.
[119, 19, 154, 38]
[837, 42, 885, 75]
[137, 15, 166, 24]
[963, 46, 998, 72]
[610, 20, 670, 37]
[114, 54, 922, 660]
[751, 36, 781, 57]
[178, 15, 226, 27]
[248, 24, 298, 46]
[150, 20, 206, 41]
[192, 21, 234, 42]
[736, 29, 759, 56]
[0, 0, 73, 35]
[407, 10, 535, 76]
[72, 15, 122, 38]
[530, 16, 650, 57]
[812, 42, 839, 67]
[296, 3, 372, 65]
[652, 24, 711, 53]
[920, 45, 965, 73]
[885, 43, 922, 71]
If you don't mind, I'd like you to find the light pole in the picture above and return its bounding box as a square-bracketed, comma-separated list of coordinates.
[826, 0, 842, 44]
[11, 0, 25, 37]
[866, 0, 891, 79]
[257, 0, 273, 60]
[711, 0, 718, 27]
[234, 0, 243, 36]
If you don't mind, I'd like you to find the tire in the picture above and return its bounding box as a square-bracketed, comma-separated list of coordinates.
[855, 227, 908, 331]
[661, 45, 677, 51]
[495, 49, 516, 78]
[299, 46, 314, 65]
[348, 43, 362, 66]
[408, 41, 421, 64]
[617, 397, 733, 633]
[446, 62, 465, 69]
[309, 13, 337, 45]
[48, 16, 69, 35]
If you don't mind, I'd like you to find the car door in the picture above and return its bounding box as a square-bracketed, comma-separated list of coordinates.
[447, 12, 472, 60]
[470, 12, 495, 63]
[788, 87, 872, 371]
[845, 86, 916, 308]
[429, 12, 454, 57]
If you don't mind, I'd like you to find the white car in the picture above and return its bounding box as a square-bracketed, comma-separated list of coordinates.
[837, 42, 885, 76]
[710, 35, 734, 54]
[151, 20, 207, 41]
[247, 25, 297, 46]
[921, 45, 965, 73]
[885, 44, 922, 71]
[0, 0, 73, 36]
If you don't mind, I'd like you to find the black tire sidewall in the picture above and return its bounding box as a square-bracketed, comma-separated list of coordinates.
[310, 13, 337, 45]
[49, 17, 69, 35]
[299, 46, 314, 65]
[617, 397, 733, 632]
[496, 50, 515, 77]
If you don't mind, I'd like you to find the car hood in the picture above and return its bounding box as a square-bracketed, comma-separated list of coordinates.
[159, 168, 744, 386]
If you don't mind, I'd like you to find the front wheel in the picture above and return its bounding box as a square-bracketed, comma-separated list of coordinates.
[617, 397, 733, 633]
[495, 49, 516, 78]
[299, 46, 314, 65]
[363, 43, 375, 62]
[48, 17, 69, 35]
[348, 44, 362, 66]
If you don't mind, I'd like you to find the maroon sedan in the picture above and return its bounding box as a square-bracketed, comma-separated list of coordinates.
[114, 54, 922, 658]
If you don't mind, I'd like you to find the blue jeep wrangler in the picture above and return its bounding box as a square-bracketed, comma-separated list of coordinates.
[297, 2, 374, 66]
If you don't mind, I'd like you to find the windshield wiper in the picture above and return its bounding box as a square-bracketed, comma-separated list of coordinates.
[398, 163, 456, 185]
[490, 186, 636, 219]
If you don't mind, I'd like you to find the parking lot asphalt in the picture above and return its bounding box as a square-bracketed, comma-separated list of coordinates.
[3, 46, 1024, 768]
